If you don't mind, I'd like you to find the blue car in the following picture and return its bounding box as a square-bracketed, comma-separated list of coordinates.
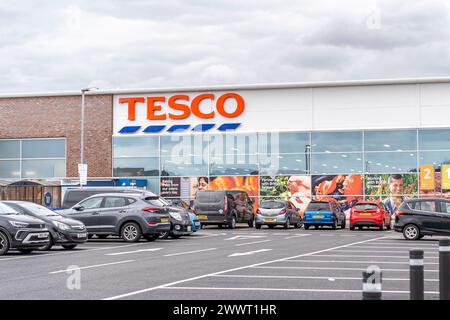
[303, 200, 346, 230]
[169, 199, 201, 232]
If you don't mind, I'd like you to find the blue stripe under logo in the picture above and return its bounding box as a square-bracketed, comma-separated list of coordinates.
[118, 126, 141, 134]
[118, 123, 241, 134]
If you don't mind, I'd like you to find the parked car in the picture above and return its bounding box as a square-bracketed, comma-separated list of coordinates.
[303, 200, 346, 230]
[2, 201, 88, 250]
[255, 200, 303, 229]
[59, 192, 171, 242]
[168, 199, 201, 232]
[61, 187, 147, 209]
[0, 202, 50, 255]
[193, 190, 254, 229]
[349, 201, 392, 231]
[394, 198, 450, 240]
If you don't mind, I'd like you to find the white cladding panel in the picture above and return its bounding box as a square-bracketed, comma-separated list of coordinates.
[113, 82, 449, 134]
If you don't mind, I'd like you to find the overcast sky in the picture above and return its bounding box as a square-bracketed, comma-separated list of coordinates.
[1, 0, 449, 93]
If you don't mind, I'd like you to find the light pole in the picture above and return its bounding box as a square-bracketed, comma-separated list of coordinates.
[80, 87, 98, 165]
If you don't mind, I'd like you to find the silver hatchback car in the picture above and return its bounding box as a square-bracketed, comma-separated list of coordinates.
[255, 200, 303, 229]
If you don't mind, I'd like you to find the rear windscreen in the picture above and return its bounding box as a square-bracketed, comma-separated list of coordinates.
[260, 201, 285, 209]
[354, 204, 378, 211]
[306, 202, 330, 211]
[196, 191, 223, 202]
[144, 197, 167, 207]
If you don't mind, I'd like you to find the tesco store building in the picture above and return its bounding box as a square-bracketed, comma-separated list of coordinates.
[1, 77, 450, 213]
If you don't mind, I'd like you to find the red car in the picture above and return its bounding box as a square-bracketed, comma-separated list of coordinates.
[349, 201, 392, 231]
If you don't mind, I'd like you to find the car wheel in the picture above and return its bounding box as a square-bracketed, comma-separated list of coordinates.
[228, 216, 236, 229]
[96, 235, 109, 239]
[0, 232, 10, 256]
[379, 220, 385, 231]
[39, 235, 54, 251]
[304, 225, 310, 230]
[144, 234, 159, 242]
[403, 224, 420, 240]
[121, 222, 142, 243]
[295, 221, 303, 229]
[255, 224, 261, 229]
[284, 219, 290, 229]
[18, 249, 33, 254]
[62, 245, 77, 250]
[159, 231, 170, 239]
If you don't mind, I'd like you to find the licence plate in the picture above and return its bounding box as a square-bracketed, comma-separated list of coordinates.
[263, 218, 276, 222]
[78, 233, 87, 238]
[313, 215, 324, 218]
[359, 213, 372, 216]
[197, 215, 208, 220]
[187, 226, 192, 232]
[37, 233, 48, 239]
[160, 218, 169, 223]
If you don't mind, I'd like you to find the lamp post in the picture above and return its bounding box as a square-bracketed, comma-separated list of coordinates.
[80, 87, 98, 165]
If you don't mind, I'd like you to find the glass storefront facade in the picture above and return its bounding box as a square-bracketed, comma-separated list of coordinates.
[113, 128, 450, 210]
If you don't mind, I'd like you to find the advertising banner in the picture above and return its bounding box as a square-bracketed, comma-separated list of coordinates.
[209, 176, 259, 198]
[160, 177, 182, 197]
[442, 165, 450, 191]
[419, 165, 435, 191]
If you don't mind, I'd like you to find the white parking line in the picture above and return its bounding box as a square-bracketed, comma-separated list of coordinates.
[103, 235, 389, 300]
[105, 248, 163, 256]
[164, 248, 217, 257]
[284, 234, 311, 239]
[159, 286, 439, 295]
[49, 260, 135, 274]
[310, 254, 439, 259]
[352, 246, 439, 250]
[331, 249, 439, 254]
[211, 274, 439, 282]
[253, 266, 439, 272]
[285, 259, 438, 265]
[362, 242, 439, 246]
[229, 249, 272, 257]
[235, 240, 271, 247]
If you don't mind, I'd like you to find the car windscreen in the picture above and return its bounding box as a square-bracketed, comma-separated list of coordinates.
[260, 201, 285, 209]
[306, 202, 330, 211]
[354, 204, 378, 211]
[0, 203, 19, 215]
[9, 202, 60, 217]
[144, 197, 168, 207]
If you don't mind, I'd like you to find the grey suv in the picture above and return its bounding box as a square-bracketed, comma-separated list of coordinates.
[0, 203, 50, 255]
[60, 192, 171, 242]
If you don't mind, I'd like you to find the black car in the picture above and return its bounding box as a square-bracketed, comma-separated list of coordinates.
[60, 192, 171, 242]
[394, 198, 450, 240]
[193, 190, 255, 229]
[158, 197, 193, 239]
[0, 203, 50, 255]
[3, 201, 88, 250]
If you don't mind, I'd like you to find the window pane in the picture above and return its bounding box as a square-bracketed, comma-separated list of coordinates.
[0, 160, 20, 178]
[113, 157, 159, 176]
[0, 140, 19, 159]
[80, 197, 103, 209]
[365, 152, 417, 173]
[161, 156, 207, 176]
[419, 129, 450, 151]
[210, 133, 257, 155]
[311, 153, 363, 174]
[210, 162, 258, 176]
[259, 154, 309, 175]
[440, 202, 450, 214]
[364, 130, 416, 151]
[161, 135, 207, 157]
[419, 151, 450, 169]
[258, 132, 310, 154]
[104, 197, 127, 208]
[22, 139, 65, 158]
[311, 131, 362, 152]
[21, 159, 65, 178]
[113, 136, 158, 157]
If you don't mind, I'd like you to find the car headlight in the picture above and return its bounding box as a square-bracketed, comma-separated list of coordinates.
[9, 221, 29, 228]
[169, 212, 183, 221]
[52, 221, 71, 231]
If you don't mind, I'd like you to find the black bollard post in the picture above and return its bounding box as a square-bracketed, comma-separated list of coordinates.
[439, 239, 450, 300]
[410, 249, 424, 300]
[362, 269, 382, 300]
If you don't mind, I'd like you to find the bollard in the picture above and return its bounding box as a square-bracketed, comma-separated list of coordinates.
[362, 268, 382, 300]
[439, 239, 450, 300]
[410, 249, 424, 300]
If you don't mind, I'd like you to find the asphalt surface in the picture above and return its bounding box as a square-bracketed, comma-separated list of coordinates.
[0, 224, 444, 300]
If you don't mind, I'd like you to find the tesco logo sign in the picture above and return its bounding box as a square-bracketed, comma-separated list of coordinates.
[119, 93, 245, 121]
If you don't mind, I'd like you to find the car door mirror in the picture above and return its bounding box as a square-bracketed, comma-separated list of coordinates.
[73, 205, 84, 211]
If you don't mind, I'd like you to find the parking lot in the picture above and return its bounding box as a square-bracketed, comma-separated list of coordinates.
[0, 225, 443, 300]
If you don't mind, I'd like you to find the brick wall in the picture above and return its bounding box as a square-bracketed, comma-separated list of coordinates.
[0, 94, 113, 178]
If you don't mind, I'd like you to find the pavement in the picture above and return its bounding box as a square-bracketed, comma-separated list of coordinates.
[0, 224, 444, 300]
